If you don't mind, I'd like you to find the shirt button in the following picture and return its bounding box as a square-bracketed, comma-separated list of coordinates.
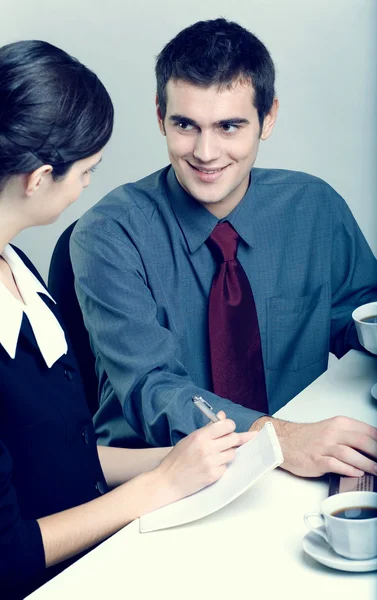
[95, 480, 107, 495]
[64, 369, 74, 381]
[81, 426, 90, 445]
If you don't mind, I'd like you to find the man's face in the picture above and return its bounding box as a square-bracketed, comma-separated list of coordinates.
[157, 79, 277, 218]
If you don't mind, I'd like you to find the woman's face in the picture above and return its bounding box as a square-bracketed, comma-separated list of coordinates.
[30, 151, 103, 225]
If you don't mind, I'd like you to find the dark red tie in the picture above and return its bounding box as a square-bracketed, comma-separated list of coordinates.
[206, 222, 268, 412]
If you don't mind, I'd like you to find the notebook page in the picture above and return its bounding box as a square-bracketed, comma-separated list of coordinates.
[139, 421, 283, 533]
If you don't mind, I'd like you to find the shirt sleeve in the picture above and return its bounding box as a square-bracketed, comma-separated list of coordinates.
[329, 185, 377, 357]
[0, 438, 45, 591]
[71, 219, 257, 447]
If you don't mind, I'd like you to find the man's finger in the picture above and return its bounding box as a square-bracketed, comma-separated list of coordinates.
[339, 430, 377, 460]
[335, 417, 377, 440]
[331, 444, 377, 475]
[325, 455, 365, 478]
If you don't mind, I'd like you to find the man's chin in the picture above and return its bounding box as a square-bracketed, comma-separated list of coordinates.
[184, 187, 224, 205]
[179, 182, 224, 204]
[195, 196, 224, 206]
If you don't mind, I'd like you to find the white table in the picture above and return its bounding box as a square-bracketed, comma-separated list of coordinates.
[28, 350, 377, 600]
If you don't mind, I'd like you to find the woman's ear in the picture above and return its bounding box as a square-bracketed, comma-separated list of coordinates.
[25, 165, 53, 197]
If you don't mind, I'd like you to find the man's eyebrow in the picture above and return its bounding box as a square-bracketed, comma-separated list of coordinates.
[216, 118, 250, 126]
[168, 115, 250, 127]
[169, 114, 198, 126]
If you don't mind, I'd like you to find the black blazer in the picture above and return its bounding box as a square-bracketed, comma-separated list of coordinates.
[0, 247, 107, 599]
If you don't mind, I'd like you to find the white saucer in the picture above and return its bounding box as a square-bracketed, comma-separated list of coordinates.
[371, 383, 377, 400]
[303, 526, 377, 572]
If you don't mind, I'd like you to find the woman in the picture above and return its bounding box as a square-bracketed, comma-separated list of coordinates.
[0, 40, 254, 599]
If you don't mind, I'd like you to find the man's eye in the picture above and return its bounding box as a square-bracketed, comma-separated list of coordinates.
[177, 121, 194, 131]
[220, 124, 238, 133]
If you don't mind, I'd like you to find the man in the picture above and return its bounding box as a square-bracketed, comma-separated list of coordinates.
[71, 18, 377, 478]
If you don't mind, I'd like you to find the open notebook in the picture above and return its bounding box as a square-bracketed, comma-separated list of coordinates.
[139, 421, 283, 533]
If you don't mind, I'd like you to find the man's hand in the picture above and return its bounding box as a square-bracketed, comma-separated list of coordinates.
[250, 415, 377, 477]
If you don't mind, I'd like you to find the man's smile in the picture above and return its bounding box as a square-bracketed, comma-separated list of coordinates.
[187, 162, 230, 183]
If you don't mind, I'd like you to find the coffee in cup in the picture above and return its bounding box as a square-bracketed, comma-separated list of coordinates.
[331, 506, 377, 520]
[304, 491, 377, 560]
[352, 301, 377, 354]
[359, 316, 377, 324]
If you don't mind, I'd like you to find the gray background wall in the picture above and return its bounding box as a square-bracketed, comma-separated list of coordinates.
[1, 0, 376, 279]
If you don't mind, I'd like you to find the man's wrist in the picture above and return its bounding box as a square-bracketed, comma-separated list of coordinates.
[248, 415, 271, 432]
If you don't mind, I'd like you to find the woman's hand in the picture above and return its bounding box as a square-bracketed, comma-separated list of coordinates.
[154, 412, 256, 504]
[37, 413, 256, 568]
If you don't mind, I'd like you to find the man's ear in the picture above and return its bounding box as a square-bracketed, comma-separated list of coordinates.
[260, 97, 279, 141]
[25, 165, 53, 197]
[156, 94, 166, 136]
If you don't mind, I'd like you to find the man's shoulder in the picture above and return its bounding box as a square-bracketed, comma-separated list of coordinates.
[125, 165, 171, 200]
[252, 167, 328, 187]
[74, 167, 170, 236]
[251, 168, 348, 223]
[81, 167, 169, 217]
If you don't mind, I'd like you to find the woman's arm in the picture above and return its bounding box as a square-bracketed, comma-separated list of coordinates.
[38, 418, 254, 568]
[97, 445, 171, 488]
[37, 468, 171, 567]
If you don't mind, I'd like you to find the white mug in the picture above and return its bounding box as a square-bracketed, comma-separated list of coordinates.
[352, 301, 377, 354]
[304, 491, 377, 560]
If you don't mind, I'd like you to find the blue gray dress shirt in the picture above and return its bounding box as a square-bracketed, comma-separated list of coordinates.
[71, 166, 377, 448]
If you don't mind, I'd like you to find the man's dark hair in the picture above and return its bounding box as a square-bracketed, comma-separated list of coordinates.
[155, 18, 275, 130]
[0, 40, 114, 190]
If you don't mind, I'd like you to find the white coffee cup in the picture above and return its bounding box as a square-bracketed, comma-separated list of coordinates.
[304, 491, 377, 560]
[352, 301, 377, 354]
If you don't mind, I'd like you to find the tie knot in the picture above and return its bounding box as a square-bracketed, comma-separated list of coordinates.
[207, 222, 239, 263]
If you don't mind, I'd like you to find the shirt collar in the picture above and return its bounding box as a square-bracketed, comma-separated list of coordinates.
[0, 244, 67, 367]
[166, 166, 256, 252]
[3, 244, 56, 304]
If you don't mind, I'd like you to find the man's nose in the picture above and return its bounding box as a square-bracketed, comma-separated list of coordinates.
[192, 132, 221, 163]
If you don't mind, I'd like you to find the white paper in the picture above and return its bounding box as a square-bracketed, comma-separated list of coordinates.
[139, 421, 283, 533]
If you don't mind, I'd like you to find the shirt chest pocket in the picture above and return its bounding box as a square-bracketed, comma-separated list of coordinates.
[265, 282, 331, 372]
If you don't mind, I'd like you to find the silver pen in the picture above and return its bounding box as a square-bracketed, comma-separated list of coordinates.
[192, 395, 220, 423]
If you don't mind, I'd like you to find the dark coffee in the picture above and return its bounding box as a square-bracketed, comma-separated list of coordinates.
[360, 315, 377, 324]
[331, 506, 377, 520]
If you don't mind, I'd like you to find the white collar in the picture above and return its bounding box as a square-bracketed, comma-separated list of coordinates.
[0, 244, 68, 367]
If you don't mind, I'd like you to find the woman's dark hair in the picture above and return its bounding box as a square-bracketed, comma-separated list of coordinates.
[0, 40, 114, 190]
[156, 18, 275, 132]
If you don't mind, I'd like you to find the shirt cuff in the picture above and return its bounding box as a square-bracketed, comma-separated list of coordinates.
[1, 519, 45, 590]
[204, 392, 264, 432]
